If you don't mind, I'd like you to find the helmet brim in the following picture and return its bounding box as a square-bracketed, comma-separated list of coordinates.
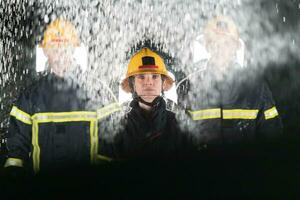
[121, 73, 174, 93]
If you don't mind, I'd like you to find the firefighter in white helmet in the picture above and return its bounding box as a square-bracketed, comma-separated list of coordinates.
[177, 16, 282, 148]
[203, 15, 240, 77]
[113, 47, 195, 159]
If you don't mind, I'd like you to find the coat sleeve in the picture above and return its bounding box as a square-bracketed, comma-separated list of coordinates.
[5, 92, 33, 168]
[96, 102, 124, 162]
[256, 81, 283, 138]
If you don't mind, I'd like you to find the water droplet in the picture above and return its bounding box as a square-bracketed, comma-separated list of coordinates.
[44, 15, 49, 23]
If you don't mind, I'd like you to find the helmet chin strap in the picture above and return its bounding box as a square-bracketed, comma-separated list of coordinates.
[130, 76, 165, 107]
[136, 95, 162, 107]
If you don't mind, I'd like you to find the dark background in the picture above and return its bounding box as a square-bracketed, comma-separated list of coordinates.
[0, 0, 300, 198]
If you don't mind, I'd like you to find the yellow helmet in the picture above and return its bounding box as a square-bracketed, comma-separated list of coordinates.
[40, 18, 80, 48]
[121, 47, 174, 93]
[204, 15, 239, 41]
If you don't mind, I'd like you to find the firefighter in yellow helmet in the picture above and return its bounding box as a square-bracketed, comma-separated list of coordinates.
[112, 47, 195, 159]
[40, 18, 80, 76]
[121, 47, 174, 107]
[177, 16, 282, 149]
[4, 18, 104, 174]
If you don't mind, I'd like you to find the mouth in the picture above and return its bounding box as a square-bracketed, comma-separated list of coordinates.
[143, 89, 155, 92]
[140, 90, 159, 97]
[142, 87, 156, 91]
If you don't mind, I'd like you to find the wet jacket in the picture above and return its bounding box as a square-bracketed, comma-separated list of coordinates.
[112, 97, 194, 159]
[4, 73, 111, 173]
[178, 62, 283, 146]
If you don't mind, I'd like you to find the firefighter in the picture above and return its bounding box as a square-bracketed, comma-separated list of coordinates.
[112, 47, 195, 159]
[177, 16, 283, 147]
[3, 18, 116, 174]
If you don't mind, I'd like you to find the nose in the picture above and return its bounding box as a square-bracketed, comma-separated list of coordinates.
[144, 75, 154, 86]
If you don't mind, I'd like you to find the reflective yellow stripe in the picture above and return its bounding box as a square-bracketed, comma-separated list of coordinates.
[32, 111, 97, 123]
[29, 111, 98, 172]
[188, 108, 221, 120]
[189, 108, 259, 120]
[97, 103, 121, 120]
[94, 121, 99, 163]
[90, 120, 98, 164]
[90, 120, 94, 164]
[264, 106, 279, 120]
[223, 109, 259, 119]
[10, 106, 32, 125]
[32, 121, 40, 173]
[95, 103, 119, 164]
[4, 158, 23, 167]
[96, 154, 113, 162]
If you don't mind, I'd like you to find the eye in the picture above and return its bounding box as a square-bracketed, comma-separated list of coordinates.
[152, 74, 159, 79]
[136, 74, 145, 79]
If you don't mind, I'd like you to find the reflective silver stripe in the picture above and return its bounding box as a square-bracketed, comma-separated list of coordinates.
[188, 108, 221, 120]
[4, 158, 23, 167]
[97, 103, 121, 120]
[264, 106, 279, 120]
[10, 106, 32, 125]
[31, 112, 97, 122]
[223, 109, 259, 119]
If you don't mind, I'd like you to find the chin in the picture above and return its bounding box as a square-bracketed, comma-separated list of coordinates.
[141, 96, 157, 103]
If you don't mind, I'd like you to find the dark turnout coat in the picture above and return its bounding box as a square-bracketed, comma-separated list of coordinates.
[178, 63, 283, 146]
[5, 73, 103, 173]
[112, 97, 195, 159]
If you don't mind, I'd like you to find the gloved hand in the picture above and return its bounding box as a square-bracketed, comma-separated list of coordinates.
[3, 166, 27, 180]
[0, 166, 27, 198]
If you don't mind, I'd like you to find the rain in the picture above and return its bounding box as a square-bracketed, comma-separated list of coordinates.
[1, 0, 300, 197]
[0, 0, 299, 130]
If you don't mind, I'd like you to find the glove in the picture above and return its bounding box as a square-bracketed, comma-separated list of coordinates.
[3, 166, 27, 181]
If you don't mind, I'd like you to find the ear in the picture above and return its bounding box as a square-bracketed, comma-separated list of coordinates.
[236, 38, 241, 50]
[128, 77, 136, 93]
[162, 79, 167, 92]
[42, 47, 50, 58]
[131, 83, 136, 93]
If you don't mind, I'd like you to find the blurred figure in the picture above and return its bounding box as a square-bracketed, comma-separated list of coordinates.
[4, 18, 107, 174]
[111, 47, 195, 159]
[178, 16, 282, 148]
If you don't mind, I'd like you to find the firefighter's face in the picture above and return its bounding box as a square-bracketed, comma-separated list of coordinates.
[134, 73, 163, 103]
[42, 44, 75, 76]
[205, 34, 239, 68]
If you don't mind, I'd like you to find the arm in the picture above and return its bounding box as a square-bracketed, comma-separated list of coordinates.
[5, 93, 33, 169]
[256, 81, 283, 138]
[96, 102, 124, 162]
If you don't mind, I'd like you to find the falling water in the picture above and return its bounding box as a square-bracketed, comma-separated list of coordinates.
[1, 0, 300, 136]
